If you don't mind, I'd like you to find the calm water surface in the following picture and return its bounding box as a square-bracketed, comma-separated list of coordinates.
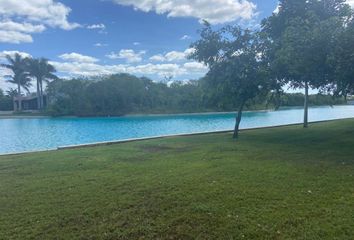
[1, 105, 354, 154]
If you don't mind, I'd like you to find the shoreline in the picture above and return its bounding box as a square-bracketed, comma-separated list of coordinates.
[0, 115, 51, 119]
[1, 117, 353, 157]
[0, 104, 348, 119]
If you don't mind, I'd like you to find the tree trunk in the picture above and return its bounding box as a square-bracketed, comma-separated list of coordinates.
[275, 88, 281, 110]
[36, 79, 41, 110]
[13, 99, 17, 112]
[304, 81, 309, 128]
[17, 84, 22, 112]
[233, 102, 245, 139]
[40, 81, 44, 110]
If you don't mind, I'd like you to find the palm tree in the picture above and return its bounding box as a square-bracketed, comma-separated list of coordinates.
[27, 58, 58, 110]
[6, 88, 19, 99]
[1, 54, 32, 111]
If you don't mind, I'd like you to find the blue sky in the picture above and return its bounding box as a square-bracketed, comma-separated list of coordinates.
[0, 0, 281, 89]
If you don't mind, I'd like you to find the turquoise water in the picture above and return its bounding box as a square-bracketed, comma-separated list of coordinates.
[1, 105, 354, 154]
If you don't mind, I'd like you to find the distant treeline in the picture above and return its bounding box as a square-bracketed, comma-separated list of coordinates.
[33, 74, 344, 117]
[0, 89, 13, 111]
[279, 93, 345, 107]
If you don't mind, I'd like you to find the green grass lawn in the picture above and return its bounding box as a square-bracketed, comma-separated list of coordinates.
[1, 119, 354, 239]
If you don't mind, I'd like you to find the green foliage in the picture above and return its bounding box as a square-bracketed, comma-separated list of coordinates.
[279, 93, 345, 106]
[261, 0, 352, 127]
[0, 89, 13, 111]
[190, 24, 272, 137]
[329, 14, 354, 97]
[0, 54, 58, 111]
[1, 53, 32, 95]
[44, 74, 343, 117]
[46, 74, 206, 117]
[190, 24, 270, 108]
[262, 0, 349, 88]
[27, 58, 58, 110]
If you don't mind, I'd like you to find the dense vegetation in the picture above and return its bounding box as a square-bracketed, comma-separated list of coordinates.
[0, 74, 346, 114]
[1, 119, 354, 239]
[0, 89, 13, 111]
[46, 75, 203, 116]
[43, 74, 345, 117]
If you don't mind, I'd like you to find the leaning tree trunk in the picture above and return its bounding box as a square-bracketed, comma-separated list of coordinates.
[303, 81, 309, 128]
[275, 88, 282, 111]
[17, 84, 22, 112]
[40, 81, 44, 110]
[233, 102, 245, 139]
[36, 79, 41, 110]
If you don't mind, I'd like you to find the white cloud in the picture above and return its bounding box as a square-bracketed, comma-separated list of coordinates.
[0, 20, 46, 44]
[94, 43, 108, 47]
[149, 54, 166, 62]
[0, 50, 32, 60]
[0, 47, 200, 84]
[0, 48, 207, 86]
[0, 20, 46, 33]
[183, 62, 207, 73]
[149, 48, 196, 62]
[130, 63, 184, 76]
[347, 0, 354, 7]
[50, 60, 208, 80]
[0, 67, 12, 90]
[184, 48, 196, 56]
[87, 23, 106, 30]
[50, 61, 125, 76]
[0, 0, 80, 43]
[59, 53, 99, 63]
[165, 51, 186, 61]
[133, 42, 141, 46]
[0, 30, 33, 44]
[273, 4, 280, 14]
[112, 0, 256, 24]
[180, 35, 191, 40]
[0, 0, 80, 30]
[106, 49, 146, 63]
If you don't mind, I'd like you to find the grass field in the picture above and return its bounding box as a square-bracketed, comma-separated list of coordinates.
[1, 119, 354, 239]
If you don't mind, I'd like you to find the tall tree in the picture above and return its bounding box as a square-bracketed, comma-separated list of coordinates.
[190, 23, 270, 138]
[262, 0, 350, 127]
[329, 10, 354, 98]
[27, 58, 58, 110]
[1, 54, 32, 111]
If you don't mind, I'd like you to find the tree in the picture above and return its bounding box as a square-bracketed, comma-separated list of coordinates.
[27, 58, 58, 110]
[6, 88, 19, 99]
[329, 10, 354, 98]
[190, 23, 270, 138]
[1, 53, 32, 111]
[262, 0, 351, 127]
[0, 89, 14, 111]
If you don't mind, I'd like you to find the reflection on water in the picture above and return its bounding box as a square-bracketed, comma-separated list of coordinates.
[0, 105, 353, 154]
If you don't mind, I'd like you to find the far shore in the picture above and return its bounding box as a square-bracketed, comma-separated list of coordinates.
[0, 104, 349, 119]
[0, 115, 51, 119]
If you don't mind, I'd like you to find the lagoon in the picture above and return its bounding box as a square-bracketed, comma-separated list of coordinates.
[1, 105, 354, 154]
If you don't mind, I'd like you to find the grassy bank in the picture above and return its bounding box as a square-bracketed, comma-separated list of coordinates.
[0, 111, 50, 119]
[1, 119, 354, 239]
